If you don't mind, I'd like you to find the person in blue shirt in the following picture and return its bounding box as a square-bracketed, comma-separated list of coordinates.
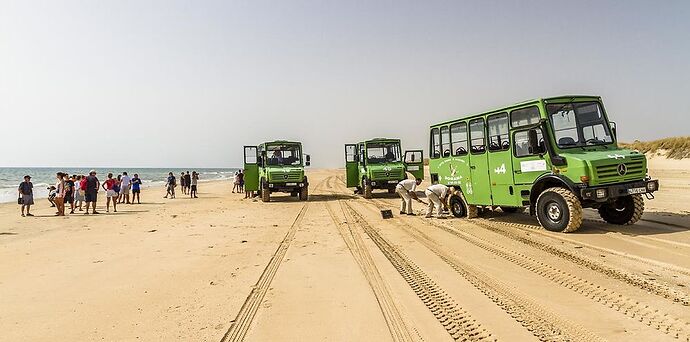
[131, 174, 142, 204]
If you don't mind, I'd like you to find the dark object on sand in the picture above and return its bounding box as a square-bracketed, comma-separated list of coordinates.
[381, 209, 393, 219]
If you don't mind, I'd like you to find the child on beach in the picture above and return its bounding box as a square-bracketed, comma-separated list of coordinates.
[232, 171, 239, 193]
[75, 175, 85, 211]
[131, 174, 142, 204]
[54, 172, 66, 216]
[48, 186, 57, 207]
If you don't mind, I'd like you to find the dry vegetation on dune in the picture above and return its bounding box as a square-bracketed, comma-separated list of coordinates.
[620, 136, 690, 159]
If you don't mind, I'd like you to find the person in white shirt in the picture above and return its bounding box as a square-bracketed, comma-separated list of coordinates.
[119, 172, 132, 204]
[396, 178, 423, 215]
[425, 184, 449, 218]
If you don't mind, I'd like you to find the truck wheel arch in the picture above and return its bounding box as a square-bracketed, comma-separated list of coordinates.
[529, 175, 578, 215]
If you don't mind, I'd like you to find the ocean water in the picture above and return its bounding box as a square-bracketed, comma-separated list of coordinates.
[0, 167, 238, 203]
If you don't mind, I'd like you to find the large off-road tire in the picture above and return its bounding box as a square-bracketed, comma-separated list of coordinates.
[363, 178, 373, 199]
[299, 185, 309, 201]
[261, 180, 270, 202]
[449, 195, 466, 218]
[598, 194, 644, 225]
[535, 187, 583, 233]
[500, 206, 525, 214]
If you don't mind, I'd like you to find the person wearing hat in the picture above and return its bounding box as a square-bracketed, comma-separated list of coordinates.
[84, 170, 100, 215]
[18, 175, 34, 217]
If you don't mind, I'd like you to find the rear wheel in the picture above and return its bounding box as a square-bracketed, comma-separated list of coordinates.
[598, 194, 643, 225]
[261, 180, 270, 202]
[299, 185, 309, 201]
[363, 178, 372, 199]
[449, 195, 466, 218]
[536, 187, 582, 233]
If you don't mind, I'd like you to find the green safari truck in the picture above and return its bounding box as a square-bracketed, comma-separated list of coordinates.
[428, 95, 659, 233]
[345, 138, 424, 198]
[243, 140, 311, 202]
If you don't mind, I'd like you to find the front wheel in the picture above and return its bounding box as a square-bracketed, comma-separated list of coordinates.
[598, 194, 644, 225]
[261, 181, 270, 202]
[535, 187, 583, 233]
[449, 195, 466, 218]
[363, 178, 372, 199]
[299, 185, 309, 201]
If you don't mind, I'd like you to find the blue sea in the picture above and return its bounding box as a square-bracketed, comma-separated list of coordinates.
[0, 167, 238, 203]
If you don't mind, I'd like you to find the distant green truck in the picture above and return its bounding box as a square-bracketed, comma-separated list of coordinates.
[428, 95, 659, 232]
[345, 138, 424, 198]
[243, 140, 310, 202]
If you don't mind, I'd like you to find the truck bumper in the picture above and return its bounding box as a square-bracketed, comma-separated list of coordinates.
[268, 182, 307, 192]
[580, 179, 659, 202]
[370, 180, 401, 189]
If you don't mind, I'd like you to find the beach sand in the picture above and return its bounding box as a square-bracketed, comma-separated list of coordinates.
[1, 163, 689, 341]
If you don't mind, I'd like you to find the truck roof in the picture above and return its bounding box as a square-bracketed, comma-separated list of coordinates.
[261, 140, 302, 145]
[430, 94, 601, 127]
[359, 138, 401, 144]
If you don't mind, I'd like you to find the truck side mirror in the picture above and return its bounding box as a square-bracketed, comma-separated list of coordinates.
[528, 129, 540, 154]
[305, 154, 311, 167]
[610, 121, 617, 139]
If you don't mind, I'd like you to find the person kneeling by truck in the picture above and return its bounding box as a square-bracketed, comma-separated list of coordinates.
[396, 178, 423, 215]
[425, 183, 450, 218]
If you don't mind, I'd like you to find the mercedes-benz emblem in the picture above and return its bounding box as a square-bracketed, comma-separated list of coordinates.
[284, 174, 289, 180]
[385, 171, 390, 177]
[617, 163, 627, 176]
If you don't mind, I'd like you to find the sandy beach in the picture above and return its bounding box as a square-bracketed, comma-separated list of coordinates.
[1, 161, 690, 341]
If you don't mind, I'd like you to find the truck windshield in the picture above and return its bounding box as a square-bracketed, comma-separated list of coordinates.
[366, 142, 401, 164]
[266, 144, 302, 166]
[547, 102, 614, 149]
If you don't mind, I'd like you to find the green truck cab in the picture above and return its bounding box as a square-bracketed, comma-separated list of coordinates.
[428, 95, 659, 233]
[243, 140, 311, 202]
[345, 138, 424, 198]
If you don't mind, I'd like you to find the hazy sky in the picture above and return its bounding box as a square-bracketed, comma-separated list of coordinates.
[1, 0, 688, 168]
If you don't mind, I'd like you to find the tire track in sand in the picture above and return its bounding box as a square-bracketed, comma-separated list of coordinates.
[342, 201, 495, 341]
[325, 201, 417, 342]
[220, 204, 309, 342]
[364, 199, 602, 342]
[421, 217, 690, 341]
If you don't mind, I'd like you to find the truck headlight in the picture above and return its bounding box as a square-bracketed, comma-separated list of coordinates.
[269, 184, 274, 188]
[299, 183, 304, 187]
[596, 188, 608, 199]
[646, 181, 657, 191]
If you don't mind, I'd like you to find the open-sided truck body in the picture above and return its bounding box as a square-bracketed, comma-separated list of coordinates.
[428, 95, 659, 233]
[344, 138, 424, 198]
[243, 140, 310, 202]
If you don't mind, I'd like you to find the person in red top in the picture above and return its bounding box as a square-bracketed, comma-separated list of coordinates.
[101, 173, 118, 213]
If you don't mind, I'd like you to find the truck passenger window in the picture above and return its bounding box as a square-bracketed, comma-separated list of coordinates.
[469, 119, 486, 154]
[440, 126, 451, 157]
[514, 129, 545, 157]
[450, 122, 468, 156]
[430, 128, 441, 159]
[488, 113, 509, 151]
[511, 106, 541, 127]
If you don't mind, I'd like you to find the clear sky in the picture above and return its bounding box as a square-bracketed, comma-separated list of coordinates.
[1, 0, 688, 168]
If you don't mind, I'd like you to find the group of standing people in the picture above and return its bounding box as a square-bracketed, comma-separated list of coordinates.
[165, 171, 199, 199]
[17, 170, 143, 217]
[232, 170, 255, 199]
